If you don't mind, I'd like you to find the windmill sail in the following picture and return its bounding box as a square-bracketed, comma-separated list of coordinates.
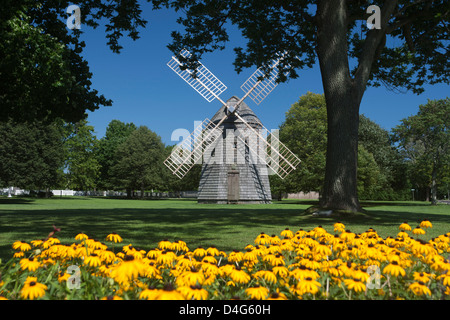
[234, 113, 300, 179]
[164, 118, 223, 179]
[167, 49, 227, 103]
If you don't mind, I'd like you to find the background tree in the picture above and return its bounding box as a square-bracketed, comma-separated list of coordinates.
[149, 0, 450, 213]
[392, 98, 450, 205]
[278, 92, 408, 201]
[278, 92, 327, 195]
[64, 120, 101, 192]
[111, 126, 166, 198]
[0, 120, 65, 195]
[0, 0, 147, 123]
[96, 120, 137, 190]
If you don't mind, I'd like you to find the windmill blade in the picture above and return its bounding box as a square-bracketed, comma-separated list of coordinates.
[239, 52, 291, 106]
[167, 49, 228, 103]
[234, 113, 300, 179]
[164, 118, 223, 179]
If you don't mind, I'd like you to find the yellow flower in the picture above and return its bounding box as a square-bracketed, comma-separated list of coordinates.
[206, 246, 220, 256]
[420, 219, 432, 229]
[111, 254, 146, 284]
[139, 286, 160, 300]
[158, 239, 172, 250]
[229, 266, 251, 284]
[245, 285, 269, 300]
[280, 228, 294, 239]
[228, 250, 244, 263]
[399, 222, 412, 231]
[412, 227, 426, 235]
[193, 247, 208, 259]
[177, 267, 205, 287]
[13, 251, 25, 258]
[413, 272, 433, 283]
[154, 284, 185, 300]
[344, 278, 366, 293]
[383, 261, 406, 277]
[84, 253, 102, 267]
[19, 257, 41, 272]
[267, 291, 288, 300]
[21, 277, 47, 300]
[156, 250, 177, 266]
[106, 232, 123, 243]
[178, 284, 209, 300]
[333, 222, 346, 233]
[295, 277, 321, 295]
[437, 274, 450, 286]
[12, 241, 31, 252]
[253, 270, 277, 284]
[408, 282, 431, 296]
[75, 233, 88, 241]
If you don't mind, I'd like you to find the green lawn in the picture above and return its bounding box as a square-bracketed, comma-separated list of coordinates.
[1, 197, 449, 261]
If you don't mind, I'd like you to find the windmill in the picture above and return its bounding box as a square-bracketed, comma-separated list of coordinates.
[164, 49, 300, 204]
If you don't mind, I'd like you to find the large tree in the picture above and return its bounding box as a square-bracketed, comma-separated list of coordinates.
[149, 0, 449, 213]
[0, 120, 65, 194]
[96, 120, 137, 190]
[392, 98, 450, 205]
[111, 126, 166, 198]
[64, 120, 101, 192]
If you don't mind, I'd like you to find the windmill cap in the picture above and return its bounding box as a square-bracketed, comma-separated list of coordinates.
[211, 96, 262, 127]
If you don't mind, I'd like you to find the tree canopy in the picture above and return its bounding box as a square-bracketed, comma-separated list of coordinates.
[0, 0, 147, 123]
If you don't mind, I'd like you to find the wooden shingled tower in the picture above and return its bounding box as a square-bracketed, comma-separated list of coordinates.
[163, 50, 301, 204]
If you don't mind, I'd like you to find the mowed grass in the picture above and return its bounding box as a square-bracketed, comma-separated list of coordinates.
[1, 196, 449, 261]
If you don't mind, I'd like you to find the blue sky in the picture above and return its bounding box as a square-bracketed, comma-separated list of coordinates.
[79, 5, 449, 146]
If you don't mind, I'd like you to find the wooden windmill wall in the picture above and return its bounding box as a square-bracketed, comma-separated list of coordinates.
[197, 97, 272, 204]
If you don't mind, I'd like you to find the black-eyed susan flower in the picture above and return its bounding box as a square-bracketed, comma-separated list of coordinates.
[399, 222, 412, 231]
[84, 253, 102, 268]
[75, 233, 88, 241]
[295, 277, 321, 295]
[156, 250, 177, 266]
[412, 227, 426, 236]
[228, 250, 244, 263]
[158, 239, 172, 250]
[413, 272, 433, 283]
[245, 285, 269, 300]
[19, 257, 41, 272]
[179, 284, 209, 300]
[139, 286, 160, 300]
[12, 241, 31, 252]
[408, 282, 431, 296]
[253, 270, 277, 284]
[106, 232, 123, 243]
[267, 291, 288, 300]
[111, 254, 146, 284]
[206, 246, 220, 257]
[13, 251, 25, 258]
[333, 222, 346, 233]
[155, 283, 185, 300]
[383, 261, 406, 277]
[280, 228, 294, 239]
[20, 277, 47, 300]
[193, 246, 208, 259]
[344, 278, 366, 293]
[229, 266, 251, 284]
[420, 219, 432, 229]
[178, 267, 205, 287]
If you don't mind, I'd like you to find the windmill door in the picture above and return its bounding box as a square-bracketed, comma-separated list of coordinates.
[227, 169, 240, 204]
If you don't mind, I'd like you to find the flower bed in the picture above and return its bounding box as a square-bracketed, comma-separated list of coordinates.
[0, 220, 449, 300]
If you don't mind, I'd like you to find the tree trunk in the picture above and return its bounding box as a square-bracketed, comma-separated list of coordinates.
[431, 162, 437, 205]
[316, 0, 363, 213]
[315, 0, 397, 213]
